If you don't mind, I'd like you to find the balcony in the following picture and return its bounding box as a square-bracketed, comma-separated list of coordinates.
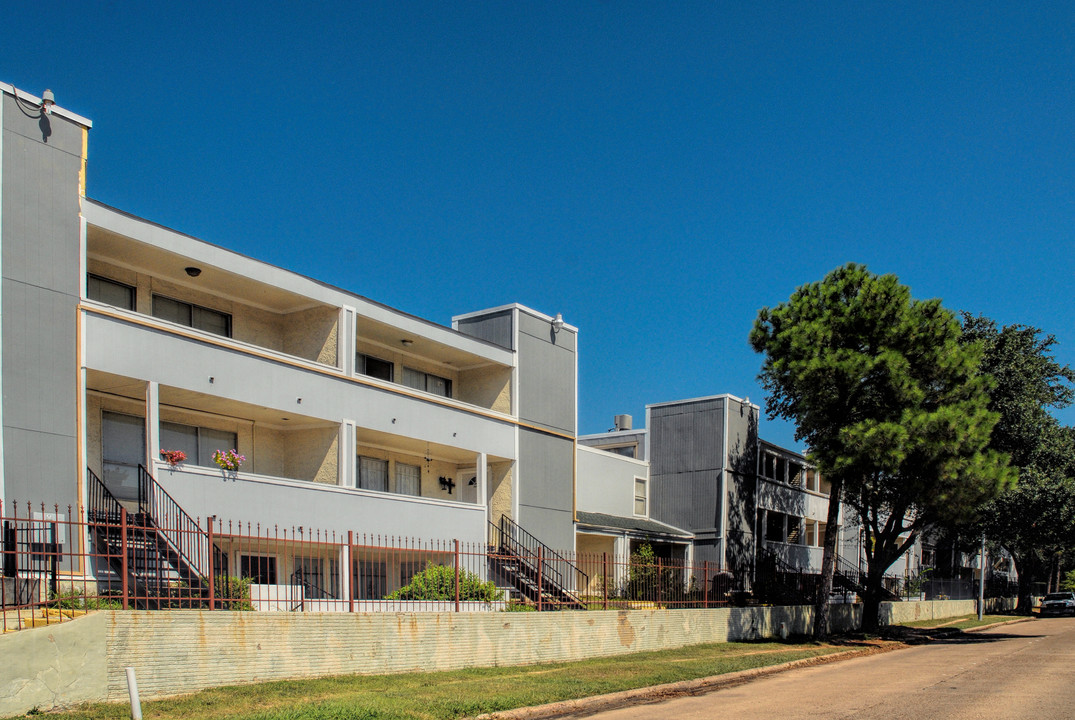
[84, 207, 514, 416]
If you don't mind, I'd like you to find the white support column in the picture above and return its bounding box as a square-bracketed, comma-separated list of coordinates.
[338, 421, 356, 487]
[145, 381, 160, 471]
[476, 452, 488, 503]
[339, 306, 356, 375]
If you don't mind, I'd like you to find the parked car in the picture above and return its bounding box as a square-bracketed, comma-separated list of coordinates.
[1039, 591, 1075, 616]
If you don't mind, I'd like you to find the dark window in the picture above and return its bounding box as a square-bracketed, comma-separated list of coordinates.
[765, 512, 786, 543]
[87, 274, 135, 310]
[354, 560, 386, 600]
[159, 421, 237, 467]
[357, 353, 394, 382]
[607, 445, 637, 458]
[402, 367, 451, 397]
[240, 555, 277, 584]
[152, 295, 232, 338]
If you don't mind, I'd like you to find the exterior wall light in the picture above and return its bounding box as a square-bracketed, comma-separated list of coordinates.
[41, 89, 55, 114]
[185, 267, 202, 277]
[552, 313, 565, 333]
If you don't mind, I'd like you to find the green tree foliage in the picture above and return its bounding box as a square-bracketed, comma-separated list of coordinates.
[385, 563, 503, 603]
[961, 315, 1075, 607]
[750, 263, 1013, 634]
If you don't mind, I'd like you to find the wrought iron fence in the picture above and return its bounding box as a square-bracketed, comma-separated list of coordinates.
[1, 499, 737, 633]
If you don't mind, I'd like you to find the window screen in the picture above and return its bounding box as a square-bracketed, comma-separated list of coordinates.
[358, 457, 388, 492]
[395, 462, 420, 496]
[87, 275, 135, 310]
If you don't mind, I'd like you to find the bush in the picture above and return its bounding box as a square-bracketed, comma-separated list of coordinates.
[385, 564, 502, 602]
[217, 576, 254, 610]
[50, 588, 122, 610]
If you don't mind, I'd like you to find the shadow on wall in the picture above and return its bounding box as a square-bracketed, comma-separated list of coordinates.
[725, 603, 861, 642]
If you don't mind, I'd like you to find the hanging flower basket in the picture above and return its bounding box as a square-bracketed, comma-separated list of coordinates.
[160, 449, 187, 467]
[213, 449, 245, 472]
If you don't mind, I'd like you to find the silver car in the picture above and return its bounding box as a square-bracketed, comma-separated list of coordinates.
[1040, 591, 1075, 616]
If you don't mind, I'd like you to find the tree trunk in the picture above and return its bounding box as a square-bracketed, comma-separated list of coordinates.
[1014, 555, 1032, 613]
[812, 475, 843, 640]
[861, 563, 886, 632]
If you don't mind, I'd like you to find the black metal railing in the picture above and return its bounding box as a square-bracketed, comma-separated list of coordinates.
[489, 516, 588, 609]
[137, 465, 212, 582]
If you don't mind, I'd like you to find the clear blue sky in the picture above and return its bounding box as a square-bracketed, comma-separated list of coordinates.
[4, 2, 1074, 450]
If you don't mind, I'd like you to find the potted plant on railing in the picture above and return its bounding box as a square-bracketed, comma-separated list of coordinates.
[213, 449, 245, 477]
[160, 449, 187, 469]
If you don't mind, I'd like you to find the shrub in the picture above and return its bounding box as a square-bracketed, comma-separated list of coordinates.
[385, 564, 502, 602]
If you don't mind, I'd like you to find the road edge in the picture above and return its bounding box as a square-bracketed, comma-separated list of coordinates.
[476, 642, 904, 720]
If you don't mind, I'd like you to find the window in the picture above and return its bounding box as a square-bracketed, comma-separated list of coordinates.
[357, 456, 388, 492]
[354, 560, 386, 600]
[240, 554, 277, 584]
[152, 295, 232, 337]
[87, 274, 135, 310]
[402, 367, 451, 398]
[788, 461, 803, 487]
[102, 411, 145, 501]
[819, 475, 831, 496]
[805, 520, 817, 546]
[765, 512, 786, 543]
[394, 462, 420, 496]
[357, 353, 393, 382]
[606, 445, 637, 459]
[775, 456, 786, 483]
[634, 477, 647, 516]
[400, 559, 424, 588]
[804, 468, 818, 492]
[159, 421, 237, 468]
[294, 556, 338, 599]
[760, 452, 777, 480]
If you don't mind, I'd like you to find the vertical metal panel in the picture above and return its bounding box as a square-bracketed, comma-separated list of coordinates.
[648, 398, 726, 535]
[1, 96, 84, 507]
[455, 310, 513, 350]
[517, 333, 575, 433]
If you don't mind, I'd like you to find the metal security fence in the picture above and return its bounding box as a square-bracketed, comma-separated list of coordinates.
[1, 498, 736, 633]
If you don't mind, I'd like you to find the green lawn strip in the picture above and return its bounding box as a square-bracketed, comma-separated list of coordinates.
[897, 614, 1017, 630]
[25, 641, 846, 720]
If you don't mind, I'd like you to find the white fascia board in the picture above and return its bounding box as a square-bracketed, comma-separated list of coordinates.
[578, 429, 648, 442]
[452, 303, 580, 334]
[82, 200, 514, 367]
[576, 443, 650, 469]
[0, 83, 93, 128]
[759, 438, 813, 463]
[645, 392, 759, 410]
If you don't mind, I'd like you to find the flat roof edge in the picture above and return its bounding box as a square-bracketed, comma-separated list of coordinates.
[1, 83, 93, 127]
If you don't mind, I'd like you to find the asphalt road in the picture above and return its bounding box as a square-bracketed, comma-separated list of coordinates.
[583, 617, 1075, 720]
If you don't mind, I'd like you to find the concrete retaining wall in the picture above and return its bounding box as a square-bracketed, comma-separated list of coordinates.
[877, 599, 978, 625]
[0, 599, 985, 717]
[0, 613, 108, 717]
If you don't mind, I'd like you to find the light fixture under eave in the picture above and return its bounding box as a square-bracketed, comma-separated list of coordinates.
[185, 266, 202, 277]
[401, 339, 414, 347]
[41, 89, 55, 114]
[551, 313, 565, 333]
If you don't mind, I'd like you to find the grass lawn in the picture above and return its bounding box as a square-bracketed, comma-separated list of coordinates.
[897, 613, 1023, 630]
[17, 640, 849, 720]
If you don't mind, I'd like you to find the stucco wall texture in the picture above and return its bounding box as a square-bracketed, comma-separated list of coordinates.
[0, 600, 996, 716]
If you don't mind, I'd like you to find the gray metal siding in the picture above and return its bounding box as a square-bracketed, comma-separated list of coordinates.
[516, 428, 575, 550]
[2, 96, 83, 507]
[648, 398, 726, 538]
[455, 310, 513, 350]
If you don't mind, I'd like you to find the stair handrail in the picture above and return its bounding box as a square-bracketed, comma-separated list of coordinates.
[495, 515, 588, 602]
[87, 467, 125, 524]
[137, 465, 212, 582]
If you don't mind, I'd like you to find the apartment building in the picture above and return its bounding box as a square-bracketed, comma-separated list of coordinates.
[0, 82, 581, 600]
